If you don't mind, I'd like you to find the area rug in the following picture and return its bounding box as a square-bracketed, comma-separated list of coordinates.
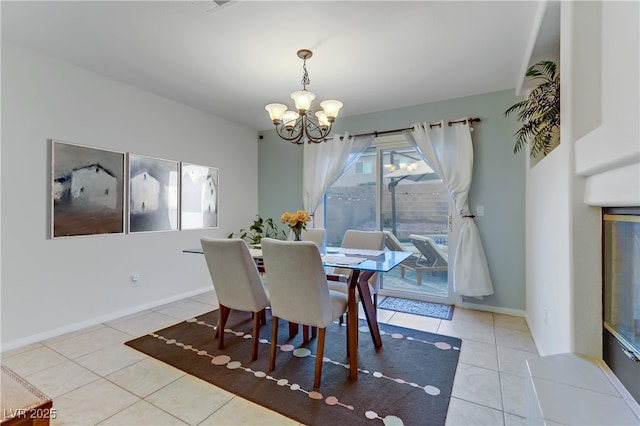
[378, 297, 454, 320]
[125, 310, 462, 426]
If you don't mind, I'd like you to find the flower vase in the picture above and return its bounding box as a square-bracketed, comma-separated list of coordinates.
[292, 226, 302, 241]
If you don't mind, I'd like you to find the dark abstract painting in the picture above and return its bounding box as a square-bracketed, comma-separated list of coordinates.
[51, 140, 125, 238]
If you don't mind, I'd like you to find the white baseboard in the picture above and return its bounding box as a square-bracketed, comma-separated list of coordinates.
[459, 301, 526, 318]
[1, 286, 212, 353]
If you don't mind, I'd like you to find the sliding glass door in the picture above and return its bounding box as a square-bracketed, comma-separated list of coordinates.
[324, 146, 377, 247]
[324, 137, 453, 303]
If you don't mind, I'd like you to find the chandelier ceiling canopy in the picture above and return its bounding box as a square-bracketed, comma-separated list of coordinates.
[265, 49, 343, 144]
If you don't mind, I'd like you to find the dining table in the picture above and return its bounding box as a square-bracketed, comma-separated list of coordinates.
[184, 245, 412, 380]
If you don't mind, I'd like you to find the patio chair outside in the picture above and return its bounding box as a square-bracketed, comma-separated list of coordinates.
[408, 234, 448, 286]
[383, 231, 421, 278]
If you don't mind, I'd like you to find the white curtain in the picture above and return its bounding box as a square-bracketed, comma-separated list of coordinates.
[302, 134, 374, 216]
[404, 120, 494, 297]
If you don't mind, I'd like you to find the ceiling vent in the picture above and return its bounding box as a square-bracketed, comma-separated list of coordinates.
[191, 0, 233, 14]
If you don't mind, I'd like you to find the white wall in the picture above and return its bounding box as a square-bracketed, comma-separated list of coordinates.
[0, 42, 259, 350]
[526, 145, 573, 355]
[601, 1, 640, 123]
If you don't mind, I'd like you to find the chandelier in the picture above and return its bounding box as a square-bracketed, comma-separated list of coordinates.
[265, 49, 343, 144]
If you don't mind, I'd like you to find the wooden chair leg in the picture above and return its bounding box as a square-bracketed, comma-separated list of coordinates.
[302, 325, 310, 343]
[251, 311, 261, 361]
[311, 326, 317, 339]
[345, 316, 350, 358]
[288, 322, 298, 339]
[373, 293, 378, 312]
[217, 305, 231, 350]
[314, 328, 326, 387]
[215, 305, 222, 338]
[270, 317, 279, 371]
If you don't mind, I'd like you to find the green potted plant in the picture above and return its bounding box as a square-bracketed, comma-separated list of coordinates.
[227, 215, 287, 245]
[505, 60, 560, 159]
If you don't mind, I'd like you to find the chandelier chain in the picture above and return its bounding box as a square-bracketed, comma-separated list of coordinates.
[301, 58, 310, 91]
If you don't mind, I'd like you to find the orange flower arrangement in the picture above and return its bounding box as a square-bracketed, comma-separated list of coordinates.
[281, 210, 311, 241]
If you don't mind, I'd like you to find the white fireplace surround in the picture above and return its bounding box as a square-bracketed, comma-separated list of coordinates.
[573, 0, 639, 208]
[575, 110, 640, 207]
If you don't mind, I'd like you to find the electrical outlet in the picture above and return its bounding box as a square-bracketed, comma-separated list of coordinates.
[130, 274, 140, 287]
[477, 205, 485, 216]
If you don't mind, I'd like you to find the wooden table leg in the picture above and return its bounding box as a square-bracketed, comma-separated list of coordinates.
[347, 270, 359, 380]
[356, 272, 383, 348]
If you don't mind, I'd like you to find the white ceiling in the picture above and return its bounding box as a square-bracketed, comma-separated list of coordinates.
[1, 1, 545, 131]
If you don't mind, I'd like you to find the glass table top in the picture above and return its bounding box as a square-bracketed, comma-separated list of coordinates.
[183, 247, 412, 273]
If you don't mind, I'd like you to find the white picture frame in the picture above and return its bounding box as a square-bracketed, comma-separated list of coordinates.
[128, 153, 180, 233]
[180, 163, 219, 230]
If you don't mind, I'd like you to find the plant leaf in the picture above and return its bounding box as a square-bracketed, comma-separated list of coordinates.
[505, 60, 560, 158]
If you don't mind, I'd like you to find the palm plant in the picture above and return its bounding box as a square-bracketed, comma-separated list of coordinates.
[505, 61, 560, 158]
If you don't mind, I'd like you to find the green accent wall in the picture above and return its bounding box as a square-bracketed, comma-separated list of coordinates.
[258, 89, 526, 311]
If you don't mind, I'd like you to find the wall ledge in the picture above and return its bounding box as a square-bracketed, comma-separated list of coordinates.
[575, 112, 640, 177]
[574, 111, 640, 206]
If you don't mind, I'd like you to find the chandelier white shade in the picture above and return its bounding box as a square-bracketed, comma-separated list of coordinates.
[265, 49, 343, 144]
[291, 90, 315, 111]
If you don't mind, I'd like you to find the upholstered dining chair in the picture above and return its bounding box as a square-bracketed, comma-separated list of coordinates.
[329, 230, 386, 308]
[200, 238, 270, 361]
[287, 227, 326, 249]
[261, 238, 348, 387]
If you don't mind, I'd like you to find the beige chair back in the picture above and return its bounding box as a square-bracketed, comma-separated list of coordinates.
[288, 228, 326, 248]
[335, 230, 385, 291]
[200, 238, 269, 313]
[261, 238, 337, 327]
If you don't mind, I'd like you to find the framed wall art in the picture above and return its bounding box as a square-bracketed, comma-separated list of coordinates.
[128, 154, 179, 233]
[51, 140, 125, 238]
[180, 163, 219, 230]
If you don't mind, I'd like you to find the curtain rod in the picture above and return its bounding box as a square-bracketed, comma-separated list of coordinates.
[341, 117, 481, 139]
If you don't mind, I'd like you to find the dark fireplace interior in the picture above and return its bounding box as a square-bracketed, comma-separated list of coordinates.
[602, 207, 640, 403]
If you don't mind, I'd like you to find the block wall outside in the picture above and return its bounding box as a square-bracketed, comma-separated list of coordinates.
[326, 181, 449, 245]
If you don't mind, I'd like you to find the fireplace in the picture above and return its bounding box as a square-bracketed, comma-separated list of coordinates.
[602, 207, 640, 403]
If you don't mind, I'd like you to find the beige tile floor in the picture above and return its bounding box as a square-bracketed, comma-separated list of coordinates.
[1, 291, 539, 425]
